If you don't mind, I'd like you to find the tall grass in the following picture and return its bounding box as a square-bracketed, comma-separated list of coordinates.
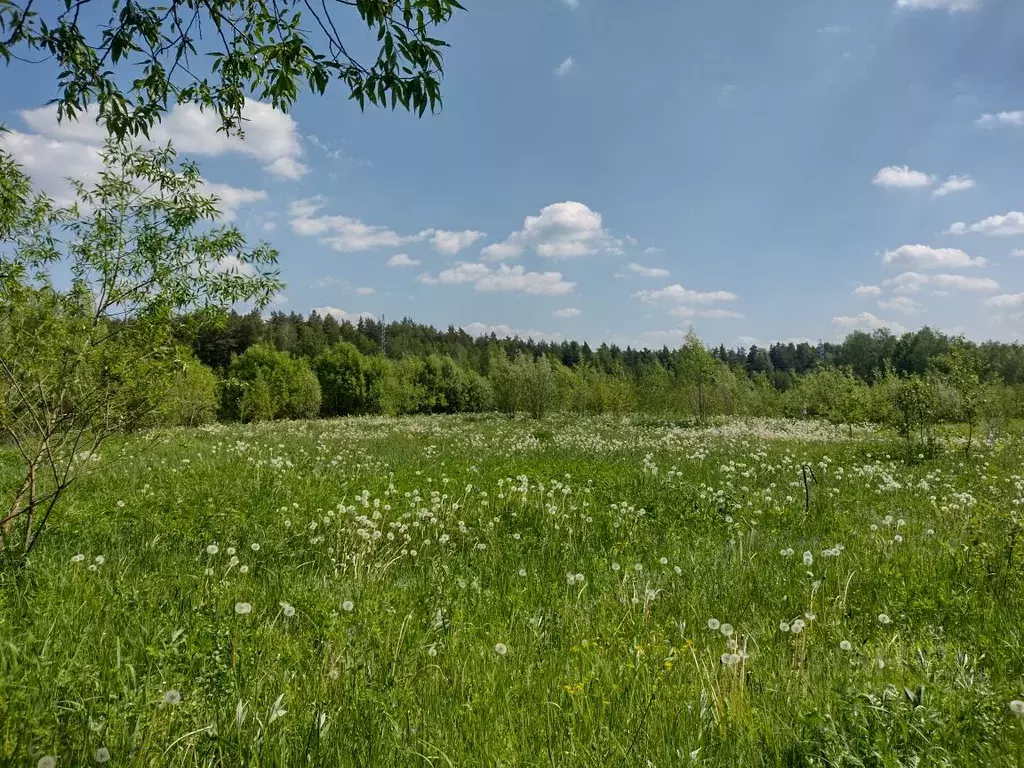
[1, 415, 1023, 766]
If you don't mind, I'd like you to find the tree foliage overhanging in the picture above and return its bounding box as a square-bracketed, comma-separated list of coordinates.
[0, 0, 466, 139]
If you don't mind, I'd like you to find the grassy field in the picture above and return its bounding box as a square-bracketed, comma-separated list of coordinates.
[2, 415, 1024, 766]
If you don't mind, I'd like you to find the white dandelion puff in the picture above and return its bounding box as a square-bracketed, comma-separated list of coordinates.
[280, 602, 296, 617]
[1010, 700, 1024, 716]
[839, 640, 852, 652]
[205, 544, 219, 555]
[234, 602, 252, 615]
[38, 757, 56, 768]
[162, 690, 182, 705]
[94, 747, 110, 763]
[494, 642, 508, 656]
[878, 613, 891, 625]
[342, 600, 355, 612]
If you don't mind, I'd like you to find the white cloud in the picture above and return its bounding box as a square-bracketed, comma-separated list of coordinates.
[948, 211, 1024, 236]
[817, 24, 849, 33]
[0, 129, 267, 219]
[421, 229, 486, 255]
[475, 264, 576, 295]
[355, 287, 375, 295]
[0, 130, 104, 203]
[462, 322, 563, 341]
[1013, 249, 1024, 258]
[853, 285, 882, 296]
[975, 111, 1024, 128]
[878, 296, 923, 314]
[214, 255, 256, 276]
[872, 165, 934, 188]
[634, 284, 738, 305]
[832, 312, 906, 334]
[882, 244, 986, 269]
[555, 57, 576, 77]
[932, 175, 975, 198]
[895, 0, 979, 10]
[19, 98, 308, 179]
[387, 253, 421, 268]
[559, 0, 580, 9]
[265, 156, 309, 180]
[628, 263, 671, 278]
[553, 307, 582, 319]
[262, 221, 277, 232]
[200, 181, 267, 221]
[418, 262, 575, 295]
[882, 271, 999, 293]
[289, 197, 407, 251]
[985, 294, 1024, 308]
[481, 201, 620, 261]
[670, 306, 744, 319]
[312, 306, 375, 323]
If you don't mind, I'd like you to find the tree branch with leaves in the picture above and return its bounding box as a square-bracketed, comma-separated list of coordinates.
[0, 139, 283, 559]
[0, 0, 466, 140]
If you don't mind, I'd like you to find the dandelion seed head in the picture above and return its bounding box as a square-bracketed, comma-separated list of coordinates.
[494, 642, 508, 656]
[205, 544, 219, 555]
[38, 757, 56, 768]
[94, 747, 111, 763]
[839, 640, 852, 651]
[280, 602, 295, 617]
[878, 613, 891, 625]
[720, 623, 734, 637]
[342, 600, 354, 612]
[707, 618, 720, 631]
[234, 602, 252, 615]
[162, 690, 182, 705]
[1010, 700, 1024, 716]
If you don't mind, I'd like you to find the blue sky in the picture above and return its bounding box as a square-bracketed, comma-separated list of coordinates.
[3, 0, 1024, 348]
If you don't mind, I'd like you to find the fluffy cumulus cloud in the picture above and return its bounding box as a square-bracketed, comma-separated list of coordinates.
[421, 229, 487, 255]
[555, 57, 576, 77]
[481, 201, 621, 261]
[882, 244, 986, 269]
[289, 197, 406, 251]
[552, 307, 582, 319]
[387, 253, 421, 268]
[290, 200, 486, 254]
[872, 165, 934, 188]
[895, 0, 979, 10]
[669, 306, 744, 319]
[948, 211, 1024, 236]
[312, 306, 375, 323]
[882, 271, 999, 294]
[832, 312, 906, 334]
[628, 263, 671, 278]
[18, 99, 307, 179]
[0, 129, 265, 220]
[975, 111, 1024, 128]
[633, 284, 738, 305]
[986, 294, 1024, 309]
[878, 296, 922, 314]
[853, 285, 882, 297]
[462, 322, 564, 341]
[932, 175, 975, 198]
[418, 262, 575, 295]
